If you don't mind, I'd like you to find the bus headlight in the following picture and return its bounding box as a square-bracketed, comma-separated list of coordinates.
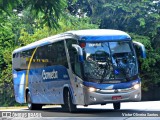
[88, 87, 96, 92]
[88, 87, 99, 92]
[133, 84, 140, 90]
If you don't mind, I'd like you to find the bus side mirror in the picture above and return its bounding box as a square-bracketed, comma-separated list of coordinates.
[72, 44, 84, 62]
[133, 41, 146, 58]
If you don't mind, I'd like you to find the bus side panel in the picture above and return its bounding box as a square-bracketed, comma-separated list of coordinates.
[13, 70, 26, 103]
[28, 65, 70, 104]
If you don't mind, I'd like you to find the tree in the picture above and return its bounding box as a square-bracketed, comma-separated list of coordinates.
[0, 10, 98, 106]
[89, 0, 160, 48]
[0, 0, 67, 28]
[68, 0, 160, 46]
[68, 0, 160, 90]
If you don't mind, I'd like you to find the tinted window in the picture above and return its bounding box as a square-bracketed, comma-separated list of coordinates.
[33, 40, 68, 68]
[13, 40, 68, 70]
[50, 41, 68, 68]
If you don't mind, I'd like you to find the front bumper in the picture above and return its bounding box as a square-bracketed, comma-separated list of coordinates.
[84, 87, 141, 105]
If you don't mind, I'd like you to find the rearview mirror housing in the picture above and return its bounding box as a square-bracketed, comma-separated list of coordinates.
[72, 44, 84, 62]
[133, 41, 146, 58]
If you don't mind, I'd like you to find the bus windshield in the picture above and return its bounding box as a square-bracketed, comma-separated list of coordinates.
[83, 41, 138, 83]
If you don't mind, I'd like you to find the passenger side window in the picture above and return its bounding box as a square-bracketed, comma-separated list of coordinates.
[47, 41, 68, 68]
[30, 40, 68, 69]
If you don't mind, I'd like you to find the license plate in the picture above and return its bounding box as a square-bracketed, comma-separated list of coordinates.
[112, 96, 122, 100]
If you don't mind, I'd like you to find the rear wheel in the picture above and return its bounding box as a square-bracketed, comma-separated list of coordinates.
[27, 91, 42, 110]
[62, 89, 77, 112]
[113, 102, 121, 110]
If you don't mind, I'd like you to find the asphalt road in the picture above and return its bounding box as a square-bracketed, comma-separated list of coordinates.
[1, 101, 160, 120]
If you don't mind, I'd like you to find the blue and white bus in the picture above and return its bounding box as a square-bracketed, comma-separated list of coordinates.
[12, 29, 146, 112]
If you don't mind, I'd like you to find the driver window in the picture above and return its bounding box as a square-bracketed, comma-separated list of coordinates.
[66, 39, 82, 77]
[74, 54, 82, 77]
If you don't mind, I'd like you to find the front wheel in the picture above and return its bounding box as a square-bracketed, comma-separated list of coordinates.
[27, 91, 42, 110]
[113, 102, 121, 110]
[62, 90, 77, 112]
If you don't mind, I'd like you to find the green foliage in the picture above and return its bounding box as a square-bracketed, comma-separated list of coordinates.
[68, 0, 160, 91]
[0, 12, 17, 106]
[71, 0, 160, 90]
[19, 17, 98, 45]
[0, 0, 21, 13]
[23, 0, 68, 28]
[0, 0, 69, 29]
[130, 33, 160, 91]
[0, 0, 98, 106]
[0, 12, 97, 106]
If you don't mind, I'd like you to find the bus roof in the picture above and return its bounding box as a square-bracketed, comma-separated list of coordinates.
[13, 29, 131, 54]
[66, 29, 131, 42]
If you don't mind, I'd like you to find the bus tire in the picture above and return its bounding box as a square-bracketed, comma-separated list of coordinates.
[68, 91, 77, 112]
[62, 89, 77, 112]
[113, 102, 120, 110]
[27, 91, 42, 110]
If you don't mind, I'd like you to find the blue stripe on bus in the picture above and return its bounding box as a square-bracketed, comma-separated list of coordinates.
[80, 35, 131, 42]
[28, 65, 70, 82]
[83, 79, 140, 89]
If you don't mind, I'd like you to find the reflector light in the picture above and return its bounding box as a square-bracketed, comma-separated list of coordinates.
[80, 43, 86, 48]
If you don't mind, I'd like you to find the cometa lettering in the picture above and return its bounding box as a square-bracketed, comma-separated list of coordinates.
[42, 69, 58, 80]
